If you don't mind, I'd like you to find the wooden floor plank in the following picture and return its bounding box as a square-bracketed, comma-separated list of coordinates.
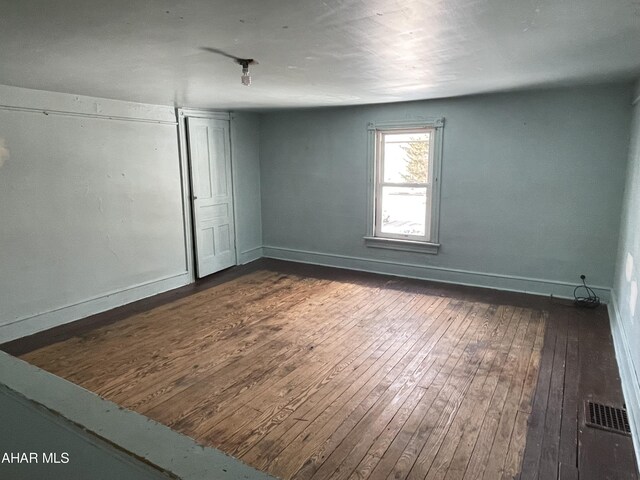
[322, 308, 502, 478]
[100, 275, 346, 407]
[11, 261, 636, 480]
[277, 301, 480, 480]
[537, 313, 569, 480]
[411, 308, 532, 480]
[461, 308, 532, 480]
[480, 310, 540, 480]
[242, 296, 454, 473]
[224, 292, 441, 459]
[557, 312, 579, 480]
[364, 305, 517, 480]
[445, 310, 542, 480]
[503, 410, 530, 479]
[388, 307, 525, 480]
[23, 270, 287, 374]
[518, 309, 559, 480]
[202, 287, 425, 452]
[140, 278, 380, 423]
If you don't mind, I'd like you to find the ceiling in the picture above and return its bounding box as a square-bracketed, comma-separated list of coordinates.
[1, 0, 639, 110]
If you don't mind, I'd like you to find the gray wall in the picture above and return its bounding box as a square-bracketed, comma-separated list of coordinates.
[231, 112, 263, 263]
[0, 386, 170, 480]
[613, 82, 640, 394]
[611, 80, 640, 470]
[260, 84, 632, 296]
[0, 85, 191, 341]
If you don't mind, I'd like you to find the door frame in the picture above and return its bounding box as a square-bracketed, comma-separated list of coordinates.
[176, 108, 239, 283]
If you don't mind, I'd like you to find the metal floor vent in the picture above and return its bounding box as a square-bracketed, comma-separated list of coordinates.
[585, 401, 631, 436]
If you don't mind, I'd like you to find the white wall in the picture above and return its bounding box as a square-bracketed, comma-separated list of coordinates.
[611, 80, 640, 466]
[0, 85, 191, 342]
[259, 84, 632, 298]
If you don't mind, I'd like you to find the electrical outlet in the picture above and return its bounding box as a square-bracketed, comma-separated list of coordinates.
[630, 280, 637, 321]
[626, 252, 634, 282]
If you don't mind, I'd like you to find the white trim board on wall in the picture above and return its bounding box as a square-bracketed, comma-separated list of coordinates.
[608, 294, 640, 472]
[262, 246, 611, 301]
[0, 272, 190, 344]
[0, 84, 177, 123]
[239, 247, 264, 265]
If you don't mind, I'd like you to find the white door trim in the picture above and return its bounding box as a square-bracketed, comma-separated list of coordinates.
[176, 108, 196, 283]
[179, 109, 238, 278]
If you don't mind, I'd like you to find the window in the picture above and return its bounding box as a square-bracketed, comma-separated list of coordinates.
[365, 119, 444, 254]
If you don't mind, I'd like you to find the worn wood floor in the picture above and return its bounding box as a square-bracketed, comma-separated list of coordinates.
[6, 260, 638, 480]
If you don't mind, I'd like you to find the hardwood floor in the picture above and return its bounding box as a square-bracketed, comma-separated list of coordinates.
[520, 301, 638, 480]
[4, 260, 638, 480]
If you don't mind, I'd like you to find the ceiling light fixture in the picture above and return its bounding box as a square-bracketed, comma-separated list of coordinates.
[240, 60, 252, 86]
[200, 47, 258, 87]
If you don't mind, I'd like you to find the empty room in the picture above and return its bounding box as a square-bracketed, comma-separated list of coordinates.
[1, 1, 639, 479]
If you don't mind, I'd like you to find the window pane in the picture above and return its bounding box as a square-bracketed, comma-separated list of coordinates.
[380, 186, 427, 237]
[383, 132, 430, 183]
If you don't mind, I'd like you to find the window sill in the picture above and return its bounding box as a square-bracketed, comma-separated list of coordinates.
[363, 236, 440, 254]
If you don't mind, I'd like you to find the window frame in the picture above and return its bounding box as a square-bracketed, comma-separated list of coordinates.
[364, 118, 444, 254]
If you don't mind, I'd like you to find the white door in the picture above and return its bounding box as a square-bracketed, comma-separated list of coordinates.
[186, 117, 236, 278]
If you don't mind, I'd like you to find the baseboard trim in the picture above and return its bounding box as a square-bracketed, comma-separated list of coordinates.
[0, 272, 191, 344]
[0, 352, 274, 480]
[239, 246, 264, 265]
[608, 294, 640, 471]
[262, 246, 611, 301]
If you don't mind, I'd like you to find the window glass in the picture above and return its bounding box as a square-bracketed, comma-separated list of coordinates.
[382, 132, 430, 183]
[379, 186, 427, 237]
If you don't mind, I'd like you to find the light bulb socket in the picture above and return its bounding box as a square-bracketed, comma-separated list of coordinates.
[238, 59, 253, 86]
